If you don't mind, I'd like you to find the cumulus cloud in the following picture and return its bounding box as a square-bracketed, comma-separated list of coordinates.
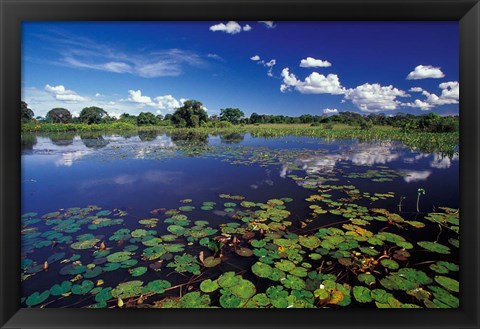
[404, 81, 459, 110]
[323, 108, 338, 114]
[300, 57, 332, 68]
[128, 90, 154, 105]
[258, 21, 276, 28]
[154, 95, 182, 111]
[280, 68, 345, 95]
[95, 93, 103, 97]
[344, 83, 407, 112]
[127, 90, 183, 112]
[44, 84, 88, 102]
[409, 87, 423, 92]
[406, 65, 445, 80]
[250, 55, 261, 61]
[403, 99, 434, 110]
[209, 21, 251, 34]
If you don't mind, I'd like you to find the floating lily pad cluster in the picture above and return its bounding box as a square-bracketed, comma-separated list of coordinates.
[21, 191, 459, 308]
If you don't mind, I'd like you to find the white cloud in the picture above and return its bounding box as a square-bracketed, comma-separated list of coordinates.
[265, 59, 276, 77]
[323, 108, 338, 114]
[95, 93, 103, 97]
[128, 90, 154, 105]
[406, 65, 445, 80]
[409, 87, 423, 92]
[44, 84, 88, 103]
[404, 99, 434, 110]
[209, 21, 251, 34]
[63, 47, 203, 78]
[253, 57, 277, 77]
[403, 170, 432, 183]
[280, 68, 345, 95]
[430, 153, 458, 169]
[405, 81, 459, 109]
[127, 90, 183, 112]
[258, 21, 276, 28]
[154, 95, 182, 112]
[300, 57, 332, 68]
[344, 83, 407, 112]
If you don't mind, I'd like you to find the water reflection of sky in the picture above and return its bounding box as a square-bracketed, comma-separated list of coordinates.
[21, 133, 459, 216]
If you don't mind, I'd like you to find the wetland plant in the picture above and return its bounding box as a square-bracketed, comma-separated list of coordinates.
[417, 188, 426, 213]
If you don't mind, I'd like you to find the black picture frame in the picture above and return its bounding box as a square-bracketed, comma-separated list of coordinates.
[1, 0, 479, 328]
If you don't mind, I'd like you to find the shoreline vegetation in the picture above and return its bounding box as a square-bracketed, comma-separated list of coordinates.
[21, 100, 459, 156]
[22, 123, 458, 157]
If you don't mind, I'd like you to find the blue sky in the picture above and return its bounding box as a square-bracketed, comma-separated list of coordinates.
[22, 21, 459, 118]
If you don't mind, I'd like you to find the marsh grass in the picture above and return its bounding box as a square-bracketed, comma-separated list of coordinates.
[22, 123, 458, 156]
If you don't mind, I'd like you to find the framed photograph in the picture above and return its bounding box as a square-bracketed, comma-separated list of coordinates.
[1, 0, 479, 328]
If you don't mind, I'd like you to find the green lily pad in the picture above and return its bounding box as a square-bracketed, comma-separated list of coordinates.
[357, 273, 376, 285]
[200, 279, 219, 293]
[275, 259, 295, 272]
[46, 252, 66, 263]
[353, 286, 373, 303]
[70, 238, 101, 250]
[281, 274, 306, 290]
[218, 272, 240, 288]
[142, 279, 171, 294]
[111, 280, 143, 299]
[298, 236, 321, 250]
[25, 290, 50, 306]
[418, 241, 451, 254]
[50, 281, 72, 296]
[435, 276, 459, 293]
[71, 280, 94, 295]
[107, 251, 133, 263]
[230, 278, 256, 300]
[252, 262, 273, 278]
[167, 225, 186, 235]
[95, 287, 112, 303]
[380, 259, 399, 270]
[235, 247, 253, 257]
[129, 266, 148, 277]
[103, 262, 121, 272]
[179, 291, 210, 308]
[202, 256, 221, 268]
[83, 266, 103, 279]
[59, 264, 87, 275]
[131, 229, 147, 238]
[219, 292, 242, 308]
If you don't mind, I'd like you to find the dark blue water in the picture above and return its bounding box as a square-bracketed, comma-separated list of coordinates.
[22, 132, 459, 217]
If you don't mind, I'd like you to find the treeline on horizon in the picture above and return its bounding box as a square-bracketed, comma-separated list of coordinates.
[21, 99, 459, 133]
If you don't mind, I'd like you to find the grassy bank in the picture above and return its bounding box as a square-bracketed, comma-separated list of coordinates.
[22, 122, 459, 156]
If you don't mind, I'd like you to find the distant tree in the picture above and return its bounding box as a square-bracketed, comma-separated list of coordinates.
[21, 101, 34, 122]
[46, 108, 72, 123]
[137, 112, 157, 125]
[79, 106, 108, 124]
[171, 100, 207, 128]
[249, 112, 261, 124]
[119, 113, 137, 125]
[220, 108, 244, 124]
[359, 118, 373, 130]
[164, 113, 173, 121]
